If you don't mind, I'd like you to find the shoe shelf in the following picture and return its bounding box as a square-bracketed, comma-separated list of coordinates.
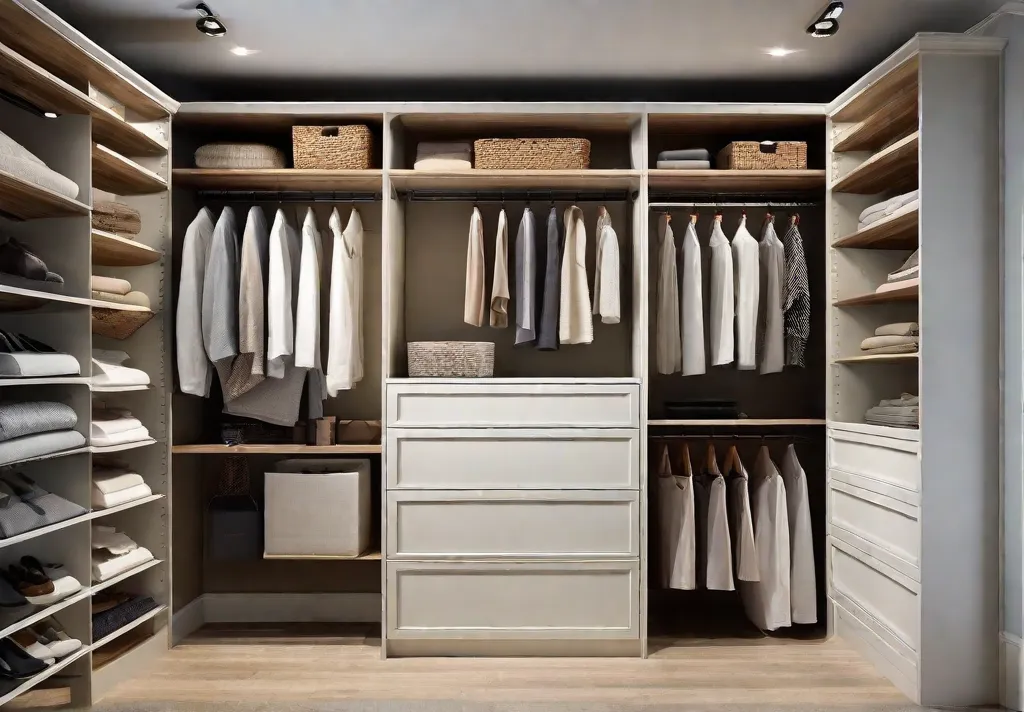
[89, 560, 164, 596]
[87, 493, 165, 521]
[0, 645, 90, 707]
[90, 605, 166, 651]
[0, 590, 90, 641]
[90, 384, 151, 393]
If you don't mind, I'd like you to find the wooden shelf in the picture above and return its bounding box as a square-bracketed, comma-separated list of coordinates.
[832, 206, 918, 249]
[648, 169, 826, 194]
[172, 168, 383, 192]
[834, 353, 919, 365]
[89, 299, 152, 313]
[833, 57, 919, 123]
[88, 493, 164, 520]
[171, 443, 382, 455]
[91, 107, 167, 158]
[0, 285, 92, 311]
[389, 169, 640, 192]
[92, 144, 166, 195]
[834, 283, 919, 306]
[92, 229, 162, 267]
[647, 419, 826, 427]
[263, 550, 382, 561]
[832, 132, 919, 195]
[0, 168, 90, 221]
[834, 87, 918, 153]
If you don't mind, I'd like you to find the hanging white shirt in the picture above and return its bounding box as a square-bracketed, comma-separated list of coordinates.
[708, 217, 735, 366]
[741, 447, 792, 631]
[727, 455, 760, 582]
[782, 444, 817, 624]
[759, 219, 785, 375]
[655, 214, 681, 374]
[656, 446, 695, 591]
[202, 206, 239, 394]
[560, 205, 593, 344]
[732, 215, 760, 370]
[592, 208, 620, 325]
[327, 208, 364, 395]
[490, 209, 510, 328]
[705, 471, 735, 591]
[176, 208, 216, 397]
[267, 209, 300, 379]
[295, 208, 323, 371]
[464, 207, 485, 327]
[680, 219, 705, 376]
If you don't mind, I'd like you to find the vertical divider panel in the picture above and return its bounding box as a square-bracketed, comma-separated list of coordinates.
[632, 112, 649, 657]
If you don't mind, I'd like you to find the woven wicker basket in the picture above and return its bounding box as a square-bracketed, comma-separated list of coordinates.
[407, 342, 494, 378]
[292, 125, 373, 169]
[717, 141, 807, 170]
[474, 138, 591, 170]
[92, 308, 154, 340]
[195, 143, 286, 169]
[92, 201, 141, 236]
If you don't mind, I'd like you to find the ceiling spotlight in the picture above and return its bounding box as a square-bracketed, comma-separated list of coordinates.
[766, 47, 798, 57]
[807, 1, 844, 38]
[230, 46, 258, 56]
[195, 2, 226, 38]
[43, 111, 58, 119]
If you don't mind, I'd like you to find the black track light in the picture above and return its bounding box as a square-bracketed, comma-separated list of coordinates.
[0, 88, 58, 119]
[196, 3, 226, 38]
[807, 1, 844, 38]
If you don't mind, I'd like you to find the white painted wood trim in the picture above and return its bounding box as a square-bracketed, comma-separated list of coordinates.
[203, 593, 383, 624]
[171, 597, 205, 646]
[1004, 632, 1024, 710]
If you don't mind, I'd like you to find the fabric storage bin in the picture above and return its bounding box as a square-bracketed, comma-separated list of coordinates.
[194, 142, 286, 169]
[716, 141, 807, 170]
[407, 341, 494, 378]
[292, 125, 373, 169]
[473, 138, 590, 170]
[207, 497, 263, 561]
[264, 458, 371, 557]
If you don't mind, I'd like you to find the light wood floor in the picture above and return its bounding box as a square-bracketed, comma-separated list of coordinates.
[86, 625, 910, 707]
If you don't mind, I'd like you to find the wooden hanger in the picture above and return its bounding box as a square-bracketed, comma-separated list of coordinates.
[657, 444, 672, 477]
[704, 440, 721, 476]
[723, 444, 741, 475]
[689, 212, 698, 226]
[677, 442, 694, 478]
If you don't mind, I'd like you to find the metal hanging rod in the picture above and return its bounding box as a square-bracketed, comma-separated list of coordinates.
[401, 189, 636, 203]
[649, 201, 821, 209]
[651, 434, 817, 443]
[196, 190, 382, 203]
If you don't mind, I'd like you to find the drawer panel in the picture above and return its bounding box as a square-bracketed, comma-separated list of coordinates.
[387, 428, 639, 489]
[830, 538, 920, 651]
[829, 428, 920, 492]
[829, 474, 920, 571]
[387, 490, 639, 559]
[387, 383, 639, 428]
[386, 561, 639, 639]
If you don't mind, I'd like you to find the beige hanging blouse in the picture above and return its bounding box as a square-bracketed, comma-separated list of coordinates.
[655, 214, 681, 374]
[559, 205, 593, 345]
[490, 209, 510, 328]
[464, 207, 485, 327]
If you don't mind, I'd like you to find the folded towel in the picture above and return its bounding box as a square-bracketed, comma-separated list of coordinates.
[887, 249, 919, 283]
[91, 546, 153, 583]
[858, 190, 920, 228]
[875, 322, 919, 337]
[91, 350, 149, 388]
[90, 276, 131, 295]
[91, 425, 151, 447]
[658, 149, 711, 161]
[0, 430, 85, 466]
[656, 160, 712, 169]
[876, 277, 919, 294]
[413, 158, 472, 171]
[91, 525, 138, 554]
[880, 393, 919, 407]
[91, 416, 143, 437]
[868, 405, 920, 416]
[861, 343, 919, 355]
[93, 470, 144, 495]
[416, 142, 472, 159]
[864, 414, 919, 429]
[0, 401, 77, 442]
[860, 335, 919, 350]
[91, 290, 151, 309]
[92, 482, 152, 509]
[0, 352, 80, 378]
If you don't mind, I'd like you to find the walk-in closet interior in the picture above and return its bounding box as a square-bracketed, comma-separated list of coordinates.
[0, 0, 1010, 708]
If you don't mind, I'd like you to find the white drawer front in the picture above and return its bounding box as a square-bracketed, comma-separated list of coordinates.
[829, 474, 920, 572]
[829, 428, 920, 492]
[830, 538, 920, 651]
[387, 561, 639, 639]
[387, 428, 639, 489]
[387, 490, 639, 559]
[386, 383, 639, 428]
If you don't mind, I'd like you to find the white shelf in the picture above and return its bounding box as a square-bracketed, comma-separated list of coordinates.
[2, 445, 90, 468]
[828, 420, 921, 444]
[91, 604, 166, 650]
[90, 384, 151, 393]
[87, 493, 165, 521]
[89, 438, 158, 454]
[648, 419, 826, 427]
[0, 512, 90, 550]
[0, 588, 90, 640]
[90, 559, 163, 595]
[0, 377, 88, 387]
[0, 645, 91, 707]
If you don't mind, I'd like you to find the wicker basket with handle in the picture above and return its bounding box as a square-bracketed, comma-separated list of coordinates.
[195, 143, 286, 169]
[407, 342, 494, 378]
[717, 141, 807, 170]
[474, 138, 591, 170]
[292, 125, 373, 170]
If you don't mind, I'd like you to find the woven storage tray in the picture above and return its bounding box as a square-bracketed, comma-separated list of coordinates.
[92, 201, 141, 236]
[717, 141, 807, 170]
[195, 143, 286, 169]
[407, 341, 494, 378]
[292, 125, 373, 169]
[474, 138, 591, 170]
[92, 308, 154, 340]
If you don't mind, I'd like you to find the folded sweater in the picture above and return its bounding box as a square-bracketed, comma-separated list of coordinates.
[876, 322, 919, 337]
[658, 149, 711, 161]
[91, 546, 153, 583]
[91, 425, 151, 447]
[858, 190, 920, 228]
[860, 335, 918, 351]
[90, 276, 131, 295]
[93, 470, 145, 494]
[656, 160, 712, 169]
[92, 290, 151, 309]
[92, 482, 152, 509]
[0, 401, 77, 441]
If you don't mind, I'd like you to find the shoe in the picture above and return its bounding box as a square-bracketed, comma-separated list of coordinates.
[91, 591, 130, 615]
[0, 573, 27, 609]
[20, 558, 80, 605]
[30, 618, 80, 658]
[7, 563, 53, 603]
[0, 638, 48, 679]
[8, 630, 53, 665]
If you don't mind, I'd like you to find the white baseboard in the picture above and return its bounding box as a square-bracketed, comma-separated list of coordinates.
[172, 592, 381, 640]
[1003, 631, 1023, 711]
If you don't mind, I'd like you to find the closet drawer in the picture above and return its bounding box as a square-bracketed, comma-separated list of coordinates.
[829, 470, 920, 576]
[387, 490, 639, 559]
[828, 427, 920, 492]
[830, 537, 920, 651]
[386, 561, 639, 639]
[386, 382, 640, 428]
[386, 428, 639, 489]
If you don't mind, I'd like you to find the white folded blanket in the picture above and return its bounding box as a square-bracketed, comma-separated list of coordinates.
[0, 129, 80, 199]
[91, 416, 143, 437]
[860, 335, 918, 350]
[92, 525, 138, 554]
[413, 157, 472, 171]
[876, 322, 919, 337]
[90, 276, 131, 295]
[93, 470, 144, 494]
[858, 190, 920, 228]
[91, 425, 151, 447]
[92, 482, 152, 509]
[0, 352, 80, 378]
[91, 546, 153, 583]
[91, 349, 149, 387]
[656, 160, 712, 169]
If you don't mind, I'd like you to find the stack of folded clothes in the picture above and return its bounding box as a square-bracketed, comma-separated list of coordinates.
[0, 401, 85, 466]
[0, 128, 80, 199]
[90, 406, 151, 447]
[92, 463, 152, 509]
[92, 200, 142, 238]
[859, 322, 919, 355]
[413, 142, 472, 170]
[0, 235, 64, 293]
[875, 248, 919, 294]
[858, 189, 919, 229]
[91, 525, 154, 582]
[0, 332, 79, 378]
[90, 349, 149, 388]
[92, 590, 159, 641]
[656, 148, 711, 169]
[865, 393, 919, 429]
[91, 276, 150, 309]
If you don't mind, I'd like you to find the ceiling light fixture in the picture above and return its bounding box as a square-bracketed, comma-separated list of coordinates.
[43, 111, 58, 119]
[0, 88, 58, 119]
[195, 2, 226, 38]
[230, 46, 258, 56]
[766, 47, 798, 57]
[807, 1, 844, 38]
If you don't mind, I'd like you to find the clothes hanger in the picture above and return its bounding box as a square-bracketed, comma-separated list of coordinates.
[723, 444, 741, 475]
[657, 444, 672, 478]
[679, 442, 694, 478]
[704, 439, 721, 476]
[689, 211, 698, 226]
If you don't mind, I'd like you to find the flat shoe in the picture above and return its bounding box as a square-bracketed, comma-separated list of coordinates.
[8, 631, 54, 664]
[0, 638, 48, 679]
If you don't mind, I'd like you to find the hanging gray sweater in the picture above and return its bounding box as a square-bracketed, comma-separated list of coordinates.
[537, 207, 562, 350]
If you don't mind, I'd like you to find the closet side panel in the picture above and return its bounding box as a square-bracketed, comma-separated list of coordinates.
[631, 114, 648, 655]
[918, 50, 1002, 706]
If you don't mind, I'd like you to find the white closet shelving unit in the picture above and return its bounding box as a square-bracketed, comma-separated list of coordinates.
[0, 0, 177, 707]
